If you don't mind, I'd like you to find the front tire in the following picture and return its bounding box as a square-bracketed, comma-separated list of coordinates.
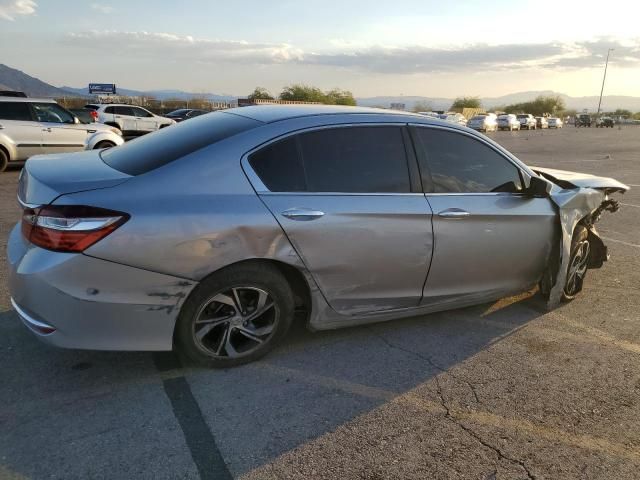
[563, 225, 590, 301]
[175, 263, 295, 367]
[0, 148, 7, 172]
[94, 141, 115, 149]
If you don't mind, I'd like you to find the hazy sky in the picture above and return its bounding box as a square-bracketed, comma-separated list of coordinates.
[1, 0, 639, 98]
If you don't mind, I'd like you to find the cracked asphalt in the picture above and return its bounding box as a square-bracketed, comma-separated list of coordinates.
[1, 125, 639, 479]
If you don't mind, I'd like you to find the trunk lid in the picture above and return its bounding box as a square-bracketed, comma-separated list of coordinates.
[18, 150, 131, 206]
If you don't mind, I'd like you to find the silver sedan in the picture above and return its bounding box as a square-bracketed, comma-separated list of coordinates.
[8, 106, 629, 367]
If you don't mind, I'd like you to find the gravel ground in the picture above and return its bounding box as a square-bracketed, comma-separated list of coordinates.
[0, 125, 638, 479]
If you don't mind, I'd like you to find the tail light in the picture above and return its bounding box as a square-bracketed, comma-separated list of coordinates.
[22, 205, 129, 253]
[89, 110, 99, 122]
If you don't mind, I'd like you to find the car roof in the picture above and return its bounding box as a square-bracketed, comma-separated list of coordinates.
[225, 104, 424, 123]
[0, 96, 56, 103]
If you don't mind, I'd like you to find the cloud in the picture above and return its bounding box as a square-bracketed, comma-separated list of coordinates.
[63, 31, 303, 65]
[90, 3, 113, 14]
[0, 0, 36, 21]
[60, 31, 640, 74]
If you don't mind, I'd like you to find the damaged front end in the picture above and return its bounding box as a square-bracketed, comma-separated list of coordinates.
[533, 167, 629, 308]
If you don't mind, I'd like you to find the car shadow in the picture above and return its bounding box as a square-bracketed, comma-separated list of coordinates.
[0, 290, 547, 478]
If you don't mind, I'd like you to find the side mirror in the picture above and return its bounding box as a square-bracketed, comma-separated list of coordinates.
[525, 175, 551, 197]
[73, 116, 80, 124]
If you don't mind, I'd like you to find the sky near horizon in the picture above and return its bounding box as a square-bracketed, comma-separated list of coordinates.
[1, 0, 639, 98]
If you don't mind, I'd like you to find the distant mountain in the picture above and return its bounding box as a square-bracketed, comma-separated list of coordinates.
[61, 86, 236, 103]
[0, 64, 79, 98]
[357, 91, 640, 112]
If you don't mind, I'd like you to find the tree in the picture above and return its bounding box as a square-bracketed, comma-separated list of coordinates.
[504, 95, 565, 116]
[279, 84, 356, 106]
[325, 88, 356, 106]
[613, 109, 632, 117]
[280, 84, 327, 103]
[248, 87, 274, 101]
[450, 96, 481, 111]
[412, 101, 433, 113]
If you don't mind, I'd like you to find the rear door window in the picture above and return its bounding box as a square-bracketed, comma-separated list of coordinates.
[248, 126, 411, 193]
[414, 128, 523, 193]
[114, 106, 135, 116]
[0, 102, 33, 121]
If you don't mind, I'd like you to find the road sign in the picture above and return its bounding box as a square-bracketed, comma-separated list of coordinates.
[89, 83, 116, 94]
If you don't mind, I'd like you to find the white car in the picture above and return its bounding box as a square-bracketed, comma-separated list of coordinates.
[497, 114, 521, 131]
[467, 114, 498, 132]
[437, 112, 467, 126]
[547, 117, 563, 129]
[85, 104, 175, 137]
[516, 114, 537, 130]
[0, 96, 123, 172]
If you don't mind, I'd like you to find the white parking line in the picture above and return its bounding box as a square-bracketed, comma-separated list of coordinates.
[602, 236, 640, 249]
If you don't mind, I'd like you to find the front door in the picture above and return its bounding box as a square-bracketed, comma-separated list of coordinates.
[410, 125, 557, 305]
[32, 103, 86, 154]
[246, 125, 434, 315]
[131, 107, 158, 132]
[113, 106, 138, 135]
[0, 101, 42, 160]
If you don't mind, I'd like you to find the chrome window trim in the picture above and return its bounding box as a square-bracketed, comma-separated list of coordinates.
[241, 122, 413, 195]
[409, 123, 532, 178]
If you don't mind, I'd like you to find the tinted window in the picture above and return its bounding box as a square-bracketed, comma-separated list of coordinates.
[415, 128, 522, 193]
[0, 102, 32, 121]
[84, 104, 99, 110]
[114, 106, 135, 116]
[32, 103, 75, 123]
[248, 137, 306, 191]
[104, 106, 115, 114]
[301, 127, 410, 193]
[102, 111, 259, 175]
[132, 107, 153, 118]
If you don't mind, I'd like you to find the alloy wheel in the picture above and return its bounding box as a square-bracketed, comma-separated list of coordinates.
[565, 240, 590, 297]
[192, 287, 278, 358]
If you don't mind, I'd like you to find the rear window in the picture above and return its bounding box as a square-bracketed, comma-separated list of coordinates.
[101, 111, 260, 175]
[84, 104, 99, 110]
[0, 101, 32, 121]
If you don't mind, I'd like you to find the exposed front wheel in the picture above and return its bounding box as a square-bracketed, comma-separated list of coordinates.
[563, 226, 590, 301]
[175, 263, 295, 367]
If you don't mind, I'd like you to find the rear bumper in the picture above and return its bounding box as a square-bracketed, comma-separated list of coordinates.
[7, 224, 196, 351]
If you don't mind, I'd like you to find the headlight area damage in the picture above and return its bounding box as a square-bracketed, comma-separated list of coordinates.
[533, 167, 630, 308]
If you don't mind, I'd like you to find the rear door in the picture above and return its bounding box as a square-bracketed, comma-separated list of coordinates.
[245, 125, 434, 315]
[32, 102, 87, 153]
[410, 125, 556, 305]
[0, 101, 42, 160]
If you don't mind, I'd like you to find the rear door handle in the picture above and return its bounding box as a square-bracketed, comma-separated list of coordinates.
[42, 128, 51, 133]
[0, 124, 4, 130]
[281, 208, 325, 221]
[438, 208, 471, 218]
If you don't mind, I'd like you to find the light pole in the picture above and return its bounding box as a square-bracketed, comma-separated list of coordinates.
[596, 48, 614, 116]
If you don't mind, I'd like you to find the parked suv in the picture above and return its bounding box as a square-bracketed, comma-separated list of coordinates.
[0, 97, 123, 172]
[596, 117, 615, 128]
[86, 104, 175, 136]
[576, 114, 592, 127]
[467, 114, 498, 132]
[516, 114, 537, 130]
[497, 114, 520, 131]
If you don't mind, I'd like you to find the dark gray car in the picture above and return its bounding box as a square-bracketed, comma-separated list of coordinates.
[8, 105, 628, 366]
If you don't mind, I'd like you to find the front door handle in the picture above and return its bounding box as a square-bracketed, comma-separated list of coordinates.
[281, 208, 325, 221]
[438, 208, 471, 219]
[42, 128, 51, 133]
[0, 124, 4, 130]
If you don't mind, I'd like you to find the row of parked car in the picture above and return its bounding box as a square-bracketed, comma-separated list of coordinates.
[0, 91, 212, 171]
[419, 111, 565, 133]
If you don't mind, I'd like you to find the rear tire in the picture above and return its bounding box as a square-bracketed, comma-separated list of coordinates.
[0, 148, 7, 172]
[563, 225, 590, 301]
[175, 263, 295, 368]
